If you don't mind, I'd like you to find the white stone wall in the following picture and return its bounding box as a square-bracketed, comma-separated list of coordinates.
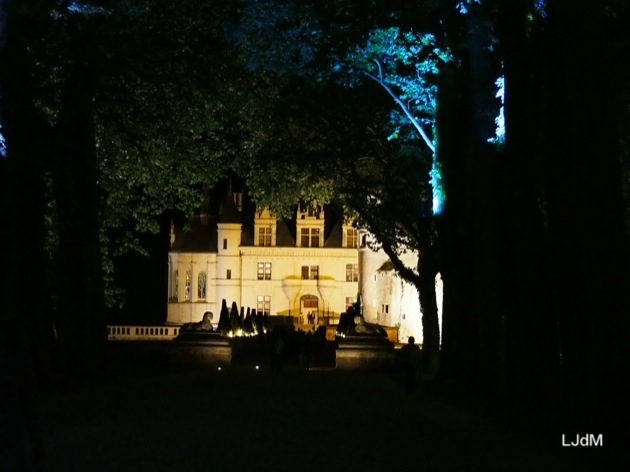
[167, 252, 218, 324]
[167, 246, 359, 325]
[358, 237, 443, 345]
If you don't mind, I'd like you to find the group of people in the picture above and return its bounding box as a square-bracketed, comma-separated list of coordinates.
[304, 312, 317, 325]
[270, 327, 323, 372]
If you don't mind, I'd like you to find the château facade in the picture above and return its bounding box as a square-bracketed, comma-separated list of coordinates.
[166, 187, 441, 344]
[167, 193, 360, 326]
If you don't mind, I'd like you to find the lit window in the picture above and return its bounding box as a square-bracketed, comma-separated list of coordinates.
[197, 271, 207, 299]
[346, 264, 359, 282]
[346, 228, 358, 248]
[301, 265, 319, 280]
[257, 295, 271, 316]
[257, 262, 272, 280]
[258, 227, 272, 246]
[300, 228, 320, 247]
[185, 270, 192, 300]
[345, 296, 355, 311]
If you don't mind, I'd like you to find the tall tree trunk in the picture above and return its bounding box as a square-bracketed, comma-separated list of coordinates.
[543, 1, 629, 431]
[437, 11, 505, 397]
[1, 0, 56, 380]
[417, 247, 440, 379]
[498, 0, 559, 408]
[379, 240, 441, 379]
[50, 52, 107, 376]
[435, 60, 480, 387]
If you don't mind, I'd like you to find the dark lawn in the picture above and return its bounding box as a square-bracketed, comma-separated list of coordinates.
[39, 346, 621, 472]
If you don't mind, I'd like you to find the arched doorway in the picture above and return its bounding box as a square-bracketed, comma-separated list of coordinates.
[300, 294, 319, 325]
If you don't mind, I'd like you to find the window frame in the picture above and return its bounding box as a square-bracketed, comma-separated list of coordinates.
[256, 295, 271, 316]
[185, 270, 192, 300]
[258, 227, 272, 247]
[345, 296, 355, 311]
[346, 263, 359, 282]
[300, 227, 320, 247]
[301, 265, 319, 280]
[346, 228, 358, 248]
[257, 262, 272, 280]
[197, 271, 207, 299]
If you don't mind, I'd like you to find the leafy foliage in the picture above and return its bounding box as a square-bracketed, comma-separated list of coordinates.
[345, 27, 450, 126]
[16, 0, 246, 306]
[231, 0, 445, 247]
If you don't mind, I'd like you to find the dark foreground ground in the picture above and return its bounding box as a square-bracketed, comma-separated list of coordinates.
[38, 345, 624, 472]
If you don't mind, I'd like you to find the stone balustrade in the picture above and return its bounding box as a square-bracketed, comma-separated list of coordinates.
[107, 325, 180, 341]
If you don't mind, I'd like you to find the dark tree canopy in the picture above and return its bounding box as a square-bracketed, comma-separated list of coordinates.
[1, 2, 628, 435]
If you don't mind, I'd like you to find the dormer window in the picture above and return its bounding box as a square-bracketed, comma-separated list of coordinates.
[346, 228, 358, 248]
[296, 203, 324, 247]
[298, 203, 322, 220]
[254, 208, 277, 247]
[258, 227, 272, 246]
[300, 228, 320, 247]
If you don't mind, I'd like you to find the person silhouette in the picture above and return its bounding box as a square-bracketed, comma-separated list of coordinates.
[400, 336, 421, 393]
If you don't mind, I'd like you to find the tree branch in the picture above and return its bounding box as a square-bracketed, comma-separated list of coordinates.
[363, 68, 436, 154]
[380, 240, 422, 286]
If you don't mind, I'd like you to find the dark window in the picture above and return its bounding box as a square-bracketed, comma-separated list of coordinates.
[300, 228, 320, 247]
[301, 266, 319, 280]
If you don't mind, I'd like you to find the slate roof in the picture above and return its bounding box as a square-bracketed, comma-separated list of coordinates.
[275, 220, 295, 247]
[377, 260, 395, 272]
[170, 188, 349, 253]
[217, 193, 241, 224]
[324, 215, 343, 247]
[171, 215, 218, 253]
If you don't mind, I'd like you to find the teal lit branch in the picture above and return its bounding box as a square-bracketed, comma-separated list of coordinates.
[345, 28, 452, 214]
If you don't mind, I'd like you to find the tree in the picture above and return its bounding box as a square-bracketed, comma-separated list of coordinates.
[435, 1, 630, 431]
[231, 0, 451, 378]
[218, 299, 230, 336]
[341, 28, 452, 377]
[1, 0, 244, 374]
[540, 0, 629, 429]
[0, 0, 56, 376]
